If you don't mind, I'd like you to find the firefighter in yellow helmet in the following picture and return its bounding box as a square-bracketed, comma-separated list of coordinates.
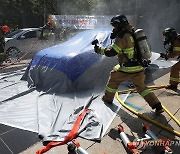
[160, 28, 180, 90]
[93, 14, 164, 114]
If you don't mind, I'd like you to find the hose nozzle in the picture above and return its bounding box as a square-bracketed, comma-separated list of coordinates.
[91, 39, 99, 46]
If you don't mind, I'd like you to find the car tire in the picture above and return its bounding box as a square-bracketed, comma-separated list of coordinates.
[7, 47, 22, 63]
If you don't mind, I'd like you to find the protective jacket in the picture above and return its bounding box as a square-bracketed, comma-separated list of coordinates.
[166, 34, 180, 59]
[166, 34, 180, 86]
[99, 25, 144, 73]
[0, 30, 5, 53]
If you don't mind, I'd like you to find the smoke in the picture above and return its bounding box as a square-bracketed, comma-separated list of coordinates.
[56, 0, 180, 52]
[135, 0, 180, 52]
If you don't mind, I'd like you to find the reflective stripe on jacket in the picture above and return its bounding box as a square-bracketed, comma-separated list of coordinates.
[106, 85, 117, 93]
[112, 43, 134, 59]
[167, 36, 180, 58]
[173, 47, 180, 52]
[170, 77, 180, 83]
[100, 34, 144, 73]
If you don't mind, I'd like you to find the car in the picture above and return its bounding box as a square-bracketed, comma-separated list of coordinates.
[23, 27, 160, 94]
[4, 28, 55, 61]
[22, 28, 112, 93]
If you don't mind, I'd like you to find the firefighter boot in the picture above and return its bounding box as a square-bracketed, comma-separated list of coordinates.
[153, 103, 164, 114]
[166, 84, 177, 91]
[102, 95, 113, 104]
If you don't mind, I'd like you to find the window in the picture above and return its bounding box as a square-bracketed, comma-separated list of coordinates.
[23, 31, 37, 39]
[6, 29, 23, 38]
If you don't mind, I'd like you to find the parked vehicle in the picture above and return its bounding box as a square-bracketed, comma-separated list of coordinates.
[4, 28, 55, 61]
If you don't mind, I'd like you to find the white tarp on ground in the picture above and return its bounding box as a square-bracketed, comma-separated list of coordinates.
[0, 68, 129, 142]
[0, 29, 123, 143]
[0, 28, 126, 143]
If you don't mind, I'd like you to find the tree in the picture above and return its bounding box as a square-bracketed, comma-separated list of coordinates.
[0, 0, 58, 28]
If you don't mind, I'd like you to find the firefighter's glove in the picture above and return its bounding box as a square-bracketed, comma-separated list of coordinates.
[142, 59, 151, 67]
[92, 39, 100, 54]
[160, 53, 168, 60]
[94, 45, 100, 54]
[160, 53, 165, 58]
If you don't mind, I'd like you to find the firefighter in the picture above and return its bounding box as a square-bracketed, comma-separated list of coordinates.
[0, 25, 10, 52]
[0, 26, 6, 64]
[160, 28, 180, 90]
[93, 14, 164, 114]
[40, 15, 56, 40]
[0, 25, 10, 64]
[0, 27, 4, 53]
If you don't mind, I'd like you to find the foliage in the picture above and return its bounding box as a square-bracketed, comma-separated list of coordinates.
[0, 0, 179, 30]
[0, 0, 112, 28]
[0, 0, 58, 28]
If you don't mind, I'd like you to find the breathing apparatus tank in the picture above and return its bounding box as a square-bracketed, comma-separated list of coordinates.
[134, 29, 152, 60]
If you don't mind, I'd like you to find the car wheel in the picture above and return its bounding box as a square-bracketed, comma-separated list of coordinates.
[7, 47, 22, 63]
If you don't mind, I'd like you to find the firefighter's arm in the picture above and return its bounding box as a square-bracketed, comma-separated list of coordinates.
[95, 38, 123, 57]
[94, 46, 117, 56]
[161, 46, 180, 59]
[160, 53, 168, 60]
[166, 46, 180, 58]
[161, 40, 180, 59]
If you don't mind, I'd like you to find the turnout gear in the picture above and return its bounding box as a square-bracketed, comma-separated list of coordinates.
[0, 28, 6, 65]
[162, 28, 180, 88]
[163, 28, 177, 45]
[0, 28, 5, 53]
[153, 103, 164, 114]
[166, 84, 177, 91]
[103, 70, 161, 109]
[91, 39, 99, 53]
[110, 18, 152, 67]
[93, 14, 163, 112]
[102, 96, 112, 104]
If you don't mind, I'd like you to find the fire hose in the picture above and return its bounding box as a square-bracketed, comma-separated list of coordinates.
[115, 89, 180, 137]
[117, 85, 180, 127]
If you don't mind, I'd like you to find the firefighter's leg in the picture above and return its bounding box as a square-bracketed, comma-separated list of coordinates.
[131, 71, 163, 113]
[0, 52, 6, 65]
[102, 70, 129, 103]
[168, 61, 180, 89]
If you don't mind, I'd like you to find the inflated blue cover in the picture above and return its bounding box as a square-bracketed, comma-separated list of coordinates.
[31, 28, 111, 81]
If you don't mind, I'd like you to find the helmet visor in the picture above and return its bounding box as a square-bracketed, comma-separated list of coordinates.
[163, 35, 170, 45]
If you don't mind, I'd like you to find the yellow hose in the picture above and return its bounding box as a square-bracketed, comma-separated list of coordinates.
[115, 92, 180, 137]
[162, 105, 180, 126]
[118, 85, 168, 94]
[117, 84, 180, 126]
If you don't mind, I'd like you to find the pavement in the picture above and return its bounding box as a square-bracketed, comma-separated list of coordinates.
[0, 60, 179, 154]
